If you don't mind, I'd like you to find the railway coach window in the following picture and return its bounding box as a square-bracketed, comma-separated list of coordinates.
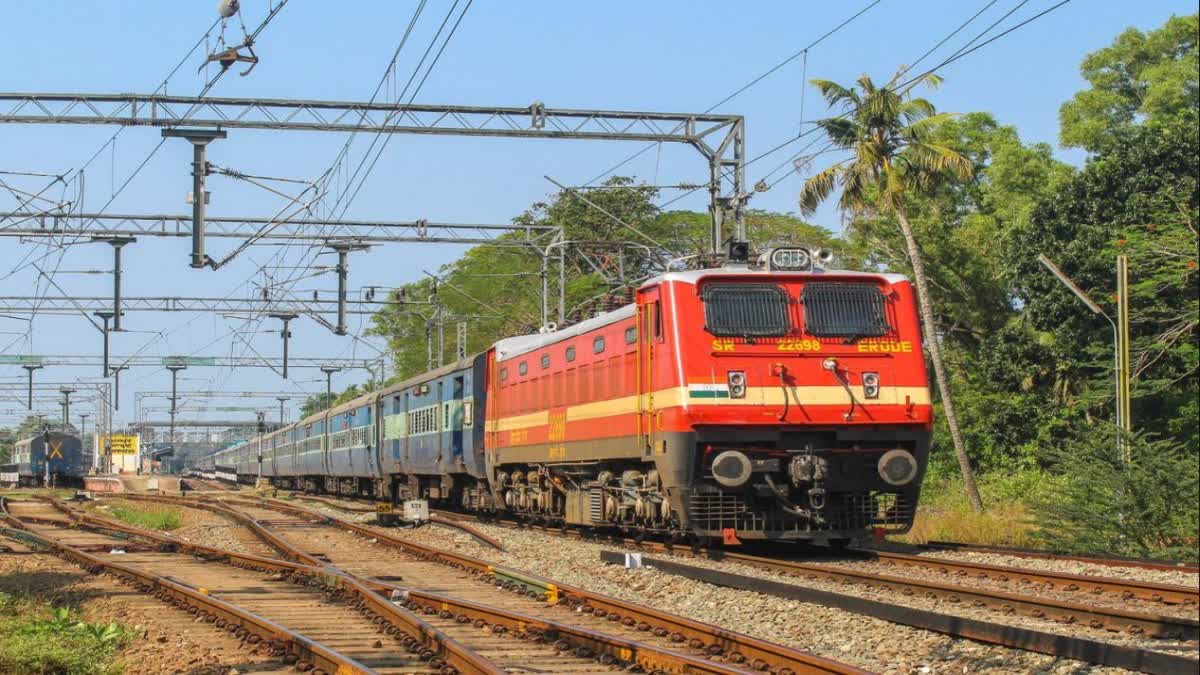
[701, 283, 791, 337]
[800, 283, 891, 338]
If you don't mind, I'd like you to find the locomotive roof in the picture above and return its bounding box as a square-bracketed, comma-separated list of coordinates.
[494, 303, 636, 362]
[492, 268, 909, 362]
[645, 266, 910, 286]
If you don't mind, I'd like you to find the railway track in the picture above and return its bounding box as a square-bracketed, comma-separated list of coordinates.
[15, 495, 785, 674]
[254, 492, 1199, 609]
[428, 507, 1198, 619]
[280, 492, 506, 550]
[0, 499, 432, 674]
[88, 493, 864, 675]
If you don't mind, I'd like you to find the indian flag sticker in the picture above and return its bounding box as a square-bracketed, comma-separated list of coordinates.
[688, 383, 730, 399]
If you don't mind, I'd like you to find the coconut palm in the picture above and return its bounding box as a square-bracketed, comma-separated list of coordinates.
[798, 70, 984, 511]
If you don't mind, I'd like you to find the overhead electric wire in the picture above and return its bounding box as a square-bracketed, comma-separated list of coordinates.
[208, 0, 458, 395]
[582, 0, 885, 189]
[655, 0, 1074, 211]
[5, 3, 293, 363]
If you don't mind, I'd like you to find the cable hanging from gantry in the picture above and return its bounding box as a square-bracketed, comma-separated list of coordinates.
[202, 0, 259, 77]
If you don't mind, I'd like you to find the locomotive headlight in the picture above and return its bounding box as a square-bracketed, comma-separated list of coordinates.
[878, 449, 919, 486]
[768, 247, 812, 271]
[727, 370, 746, 398]
[862, 372, 880, 399]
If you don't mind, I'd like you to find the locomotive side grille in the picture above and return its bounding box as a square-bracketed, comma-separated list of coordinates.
[801, 283, 891, 338]
[588, 488, 605, 524]
[701, 284, 791, 337]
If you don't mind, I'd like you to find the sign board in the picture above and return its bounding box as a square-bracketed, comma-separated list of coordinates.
[162, 356, 217, 367]
[0, 355, 45, 365]
[107, 435, 139, 455]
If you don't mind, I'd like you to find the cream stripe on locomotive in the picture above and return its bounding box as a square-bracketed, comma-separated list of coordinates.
[487, 385, 932, 432]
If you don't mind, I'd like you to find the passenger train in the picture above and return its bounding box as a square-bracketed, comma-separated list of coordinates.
[198, 249, 933, 545]
[1, 431, 89, 488]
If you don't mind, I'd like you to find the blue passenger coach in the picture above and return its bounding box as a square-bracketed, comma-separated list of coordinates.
[213, 353, 490, 510]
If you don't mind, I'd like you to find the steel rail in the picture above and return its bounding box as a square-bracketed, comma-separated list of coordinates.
[93, 494, 809, 675]
[852, 548, 1199, 607]
[0, 498, 375, 675]
[698, 550, 1198, 640]
[601, 551, 1198, 675]
[31, 496, 501, 675]
[919, 540, 1200, 573]
[204, 494, 859, 675]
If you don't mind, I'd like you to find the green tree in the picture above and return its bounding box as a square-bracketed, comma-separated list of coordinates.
[1008, 114, 1199, 451]
[1060, 14, 1198, 152]
[300, 393, 336, 419]
[798, 70, 984, 510]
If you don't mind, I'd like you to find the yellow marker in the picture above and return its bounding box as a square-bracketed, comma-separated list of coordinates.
[856, 340, 912, 353]
[48, 441, 64, 459]
[544, 584, 558, 604]
[712, 338, 735, 352]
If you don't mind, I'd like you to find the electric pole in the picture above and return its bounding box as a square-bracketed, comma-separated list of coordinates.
[320, 366, 340, 406]
[21, 364, 43, 409]
[166, 364, 187, 453]
[60, 387, 76, 432]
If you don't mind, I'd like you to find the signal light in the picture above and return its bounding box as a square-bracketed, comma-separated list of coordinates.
[862, 372, 880, 399]
[727, 371, 746, 398]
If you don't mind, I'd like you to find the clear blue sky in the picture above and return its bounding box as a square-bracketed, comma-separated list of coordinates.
[0, 0, 1193, 429]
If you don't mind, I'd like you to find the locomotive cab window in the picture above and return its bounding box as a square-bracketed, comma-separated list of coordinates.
[801, 282, 891, 338]
[701, 283, 791, 337]
[565, 346, 576, 362]
[624, 326, 637, 344]
[500, 367, 508, 381]
[541, 354, 551, 369]
[593, 336, 606, 354]
[518, 361, 528, 376]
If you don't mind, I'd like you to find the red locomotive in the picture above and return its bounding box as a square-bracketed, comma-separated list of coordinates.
[485, 247, 931, 545]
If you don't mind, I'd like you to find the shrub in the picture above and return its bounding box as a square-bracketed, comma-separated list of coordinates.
[1033, 426, 1199, 561]
[0, 602, 135, 674]
[898, 469, 1059, 547]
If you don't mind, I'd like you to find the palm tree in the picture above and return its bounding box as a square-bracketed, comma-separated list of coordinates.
[798, 70, 984, 511]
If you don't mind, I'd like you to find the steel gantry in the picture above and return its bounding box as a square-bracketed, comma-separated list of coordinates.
[0, 212, 560, 247]
[0, 93, 747, 250]
[3, 354, 382, 372]
[0, 294, 402, 317]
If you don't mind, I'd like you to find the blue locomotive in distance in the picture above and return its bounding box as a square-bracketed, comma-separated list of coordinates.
[1, 431, 89, 488]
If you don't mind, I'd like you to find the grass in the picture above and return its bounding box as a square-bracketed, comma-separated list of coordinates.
[104, 502, 183, 531]
[0, 488, 79, 500]
[894, 470, 1061, 548]
[0, 592, 137, 675]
